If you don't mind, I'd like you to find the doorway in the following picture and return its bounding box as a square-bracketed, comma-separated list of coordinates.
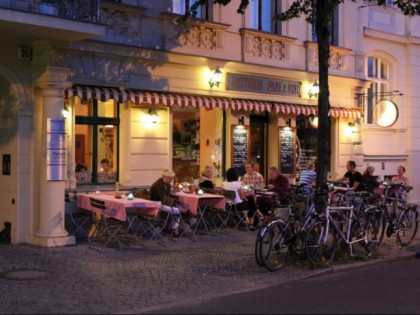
[250, 114, 268, 179]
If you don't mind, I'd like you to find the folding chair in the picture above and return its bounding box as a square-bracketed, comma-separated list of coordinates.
[221, 189, 249, 231]
[162, 195, 191, 238]
[65, 192, 92, 242]
[126, 188, 168, 243]
[89, 197, 126, 249]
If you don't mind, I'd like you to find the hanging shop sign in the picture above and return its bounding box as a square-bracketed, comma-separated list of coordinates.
[46, 118, 67, 181]
[373, 99, 399, 128]
[226, 73, 301, 97]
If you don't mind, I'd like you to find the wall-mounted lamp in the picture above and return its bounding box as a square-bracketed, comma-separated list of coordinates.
[309, 115, 318, 128]
[348, 121, 356, 133]
[238, 115, 245, 125]
[285, 118, 291, 128]
[308, 81, 319, 98]
[62, 106, 70, 119]
[148, 108, 159, 124]
[209, 67, 222, 88]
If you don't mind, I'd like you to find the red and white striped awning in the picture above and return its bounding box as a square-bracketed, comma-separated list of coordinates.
[273, 103, 362, 119]
[65, 85, 271, 113]
[65, 85, 362, 118]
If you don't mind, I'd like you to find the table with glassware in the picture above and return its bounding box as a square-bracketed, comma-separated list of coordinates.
[172, 191, 226, 233]
[77, 192, 160, 221]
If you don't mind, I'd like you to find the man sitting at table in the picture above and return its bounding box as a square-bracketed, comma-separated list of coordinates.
[242, 161, 264, 190]
[258, 166, 290, 217]
[240, 161, 265, 224]
[150, 169, 188, 237]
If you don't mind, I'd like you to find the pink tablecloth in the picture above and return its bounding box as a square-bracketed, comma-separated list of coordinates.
[77, 193, 160, 221]
[174, 192, 226, 216]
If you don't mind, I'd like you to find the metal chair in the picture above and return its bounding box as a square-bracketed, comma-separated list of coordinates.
[65, 192, 92, 242]
[221, 189, 249, 230]
[127, 188, 169, 243]
[162, 195, 191, 238]
[89, 197, 125, 249]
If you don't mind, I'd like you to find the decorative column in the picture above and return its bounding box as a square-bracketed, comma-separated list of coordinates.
[26, 66, 75, 247]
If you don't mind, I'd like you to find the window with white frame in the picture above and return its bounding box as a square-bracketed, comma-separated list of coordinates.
[172, 0, 212, 20]
[249, 0, 282, 34]
[366, 56, 390, 124]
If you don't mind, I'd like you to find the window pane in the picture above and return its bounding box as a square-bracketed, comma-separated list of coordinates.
[380, 61, 388, 80]
[261, 0, 271, 32]
[97, 125, 117, 183]
[75, 125, 93, 184]
[172, 0, 186, 14]
[249, 0, 259, 30]
[367, 57, 377, 78]
[97, 99, 117, 118]
[75, 100, 93, 117]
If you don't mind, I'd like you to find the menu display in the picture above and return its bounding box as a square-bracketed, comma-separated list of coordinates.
[279, 128, 296, 175]
[232, 125, 249, 170]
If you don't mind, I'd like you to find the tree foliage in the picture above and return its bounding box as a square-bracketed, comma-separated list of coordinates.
[181, 0, 419, 187]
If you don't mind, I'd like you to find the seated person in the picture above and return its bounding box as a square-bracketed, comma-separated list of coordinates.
[75, 163, 91, 184]
[150, 169, 188, 237]
[298, 161, 317, 194]
[199, 165, 215, 190]
[222, 167, 257, 230]
[98, 158, 116, 183]
[258, 166, 290, 217]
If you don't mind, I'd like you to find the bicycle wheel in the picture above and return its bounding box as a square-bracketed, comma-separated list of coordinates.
[396, 205, 419, 246]
[255, 229, 264, 266]
[305, 219, 337, 267]
[259, 220, 290, 271]
[352, 211, 381, 256]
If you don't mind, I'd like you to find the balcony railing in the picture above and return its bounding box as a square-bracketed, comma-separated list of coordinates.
[0, 0, 101, 23]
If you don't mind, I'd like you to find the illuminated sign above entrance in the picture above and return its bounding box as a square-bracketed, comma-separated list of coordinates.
[373, 99, 399, 128]
[226, 73, 301, 97]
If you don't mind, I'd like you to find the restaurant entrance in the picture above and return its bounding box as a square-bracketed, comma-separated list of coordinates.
[250, 113, 268, 179]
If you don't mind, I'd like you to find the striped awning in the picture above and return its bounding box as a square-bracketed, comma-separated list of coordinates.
[64, 85, 271, 113]
[273, 103, 362, 119]
[65, 85, 362, 118]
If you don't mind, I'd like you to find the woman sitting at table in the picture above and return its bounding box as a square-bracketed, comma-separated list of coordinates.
[199, 165, 215, 190]
[150, 169, 188, 237]
[222, 167, 258, 230]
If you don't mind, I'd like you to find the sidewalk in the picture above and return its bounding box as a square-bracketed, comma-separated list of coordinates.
[0, 228, 419, 314]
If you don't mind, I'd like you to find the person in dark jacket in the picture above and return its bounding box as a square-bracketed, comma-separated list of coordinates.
[150, 169, 186, 237]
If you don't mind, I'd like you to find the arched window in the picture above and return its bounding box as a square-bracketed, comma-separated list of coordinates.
[366, 56, 390, 125]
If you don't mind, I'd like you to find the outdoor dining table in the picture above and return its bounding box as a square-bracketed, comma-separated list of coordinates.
[77, 192, 160, 222]
[172, 191, 226, 216]
[172, 191, 226, 234]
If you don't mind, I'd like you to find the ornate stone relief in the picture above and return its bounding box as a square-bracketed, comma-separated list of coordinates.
[178, 25, 220, 49]
[245, 35, 288, 60]
[307, 43, 349, 71]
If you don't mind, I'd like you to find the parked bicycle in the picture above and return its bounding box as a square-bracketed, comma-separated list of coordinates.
[304, 184, 381, 267]
[375, 183, 419, 246]
[255, 185, 317, 271]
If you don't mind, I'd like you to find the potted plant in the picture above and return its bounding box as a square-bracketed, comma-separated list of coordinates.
[39, 0, 58, 16]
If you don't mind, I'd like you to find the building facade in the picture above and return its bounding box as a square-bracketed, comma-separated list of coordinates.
[0, 0, 418, 246]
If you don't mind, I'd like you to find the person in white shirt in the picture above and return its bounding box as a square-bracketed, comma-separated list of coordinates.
[223, 167, 257, 230]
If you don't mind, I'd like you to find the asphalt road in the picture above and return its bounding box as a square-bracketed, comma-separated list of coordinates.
[148, 258, 420, 314]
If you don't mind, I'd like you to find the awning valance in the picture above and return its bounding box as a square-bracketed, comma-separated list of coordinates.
[65, 85, 362, 118]
[65, 85, 271, 113]
[273, 103, 362, 119]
